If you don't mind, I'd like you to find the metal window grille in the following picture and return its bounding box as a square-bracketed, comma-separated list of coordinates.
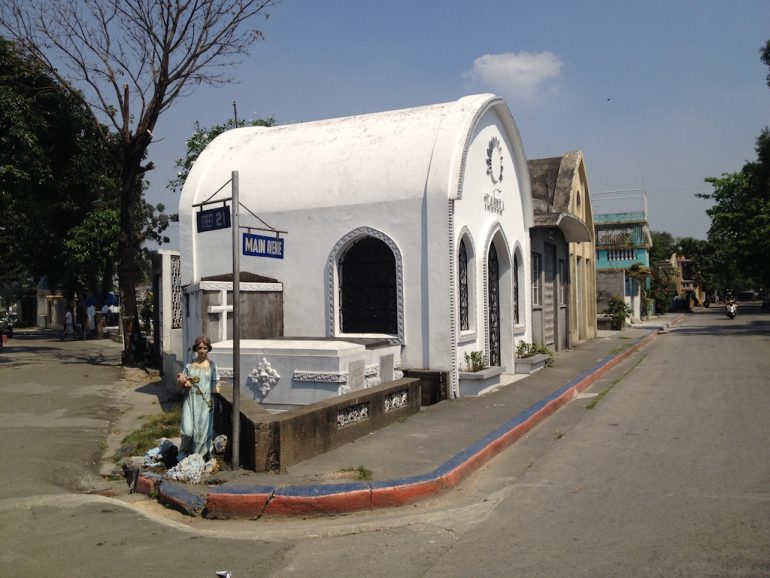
[532, 252, 542, 306]
[459, 240, 469, 331]
[170, 254, 183, 329]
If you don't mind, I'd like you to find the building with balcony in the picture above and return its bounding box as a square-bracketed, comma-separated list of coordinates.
[593, 188, 652, 320]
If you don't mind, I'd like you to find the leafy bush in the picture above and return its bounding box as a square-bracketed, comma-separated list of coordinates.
[464, 350, 488, 372]
[604, 296, 633, 329]
[515, 341, 554, 367]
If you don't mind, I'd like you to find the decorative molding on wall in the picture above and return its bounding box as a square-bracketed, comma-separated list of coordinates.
[293, 366, 379, 384]
[457, 331, 478, 344]
[248, 358, 281, 396]
[293, 371, 348, 384]
[186, 281, 283, 293]
[448, 199, 460, 398]
[337, 402, 370, 428]
[384, 389, 408, 412]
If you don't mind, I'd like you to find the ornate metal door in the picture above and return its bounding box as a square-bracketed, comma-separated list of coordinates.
[488, 244, 501, 366]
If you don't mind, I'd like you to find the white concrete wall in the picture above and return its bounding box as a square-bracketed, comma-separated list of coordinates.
[178, 95, 533, 396]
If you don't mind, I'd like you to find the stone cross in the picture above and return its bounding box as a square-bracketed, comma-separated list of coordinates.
[207, 289, 232, 341]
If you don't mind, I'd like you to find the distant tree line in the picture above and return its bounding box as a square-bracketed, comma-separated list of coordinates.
[695, 39, 770, 294]
[0, 38, 172, 311]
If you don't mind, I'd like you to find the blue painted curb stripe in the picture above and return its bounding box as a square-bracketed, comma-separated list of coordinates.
[275, 482, 371, 497]
[210, 484, 276, 495]
[159, 481, 207, 512]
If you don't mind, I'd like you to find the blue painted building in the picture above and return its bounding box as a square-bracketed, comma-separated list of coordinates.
[593, 191, 652, 320]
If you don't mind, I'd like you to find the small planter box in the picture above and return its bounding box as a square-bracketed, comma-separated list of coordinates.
[597, 315, 617, 330]
[458, 365, 504, 396]
[515, 353, 550, 374]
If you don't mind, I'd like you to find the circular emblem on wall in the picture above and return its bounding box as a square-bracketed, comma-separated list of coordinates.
[486, 136, 504, 184]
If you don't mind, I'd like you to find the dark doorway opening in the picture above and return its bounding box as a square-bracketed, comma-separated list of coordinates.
[340, 237, 397, 334]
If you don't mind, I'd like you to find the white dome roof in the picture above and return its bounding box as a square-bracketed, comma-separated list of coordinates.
[179, 93, 528, 212]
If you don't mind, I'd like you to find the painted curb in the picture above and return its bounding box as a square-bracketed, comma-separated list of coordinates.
[137, 319, 684, 518]
[158, 481, 207, 516]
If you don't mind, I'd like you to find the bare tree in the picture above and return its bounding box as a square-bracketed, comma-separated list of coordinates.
[0, 0, 275, 363]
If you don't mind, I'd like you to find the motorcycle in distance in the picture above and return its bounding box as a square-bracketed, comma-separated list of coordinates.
[725, 297, 737, 319]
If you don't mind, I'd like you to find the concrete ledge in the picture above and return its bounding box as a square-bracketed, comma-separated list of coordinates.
[458, 366, 504, 396]
[514, 353, 550, 374]
[215, 377, 422, 472]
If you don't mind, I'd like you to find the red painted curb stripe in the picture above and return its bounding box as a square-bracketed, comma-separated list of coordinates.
[263, 488, 372, 516]
[206, 491, 272, 519]
[135, 474, 158, 496]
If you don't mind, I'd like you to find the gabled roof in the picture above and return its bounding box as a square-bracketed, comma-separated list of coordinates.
[527, 151, 591, 242]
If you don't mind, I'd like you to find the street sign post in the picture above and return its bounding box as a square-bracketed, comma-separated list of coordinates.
[242, 233, 285, 259]
[192, 171, 287, 470]
[196, 206, 231, 233]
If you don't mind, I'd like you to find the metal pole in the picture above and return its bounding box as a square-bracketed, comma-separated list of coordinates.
[231, 170, 241, 468]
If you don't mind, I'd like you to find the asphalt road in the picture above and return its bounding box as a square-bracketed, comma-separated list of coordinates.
[0, 308, 768, 577]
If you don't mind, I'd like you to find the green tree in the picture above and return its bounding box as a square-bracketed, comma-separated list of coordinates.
[699, 170, 770, 290]
[1, 0, 276, 363]
[63, 207, 120, 304]
[649, 231, 676, 263]
[696, 39, 770, 292]
[0, 38, 118, 293]
[168, 116, 276, 194]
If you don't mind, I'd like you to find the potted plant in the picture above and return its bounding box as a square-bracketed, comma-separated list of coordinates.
[458, 350, 503, 396]
[514, 341, 554, 374]
[464, 351, 488, 372]
[604, 296, 632, 330]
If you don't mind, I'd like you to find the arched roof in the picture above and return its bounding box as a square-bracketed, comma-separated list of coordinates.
[179, 94, 531, 217]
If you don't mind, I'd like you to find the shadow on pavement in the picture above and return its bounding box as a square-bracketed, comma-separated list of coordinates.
[136, 380, 181, 412]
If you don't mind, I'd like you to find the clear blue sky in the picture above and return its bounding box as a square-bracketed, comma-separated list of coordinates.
[146, 0, 770, 247]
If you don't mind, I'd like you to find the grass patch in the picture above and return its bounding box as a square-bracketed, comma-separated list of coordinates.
[609, 344, 632, 355]
[585, 353, 646, 410]
[119, 406, 181, 456]
[338, 465, 373, 481]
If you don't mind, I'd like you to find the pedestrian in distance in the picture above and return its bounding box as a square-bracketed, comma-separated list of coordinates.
[176, 335, 220, 461]
[63, 308, 75, 340]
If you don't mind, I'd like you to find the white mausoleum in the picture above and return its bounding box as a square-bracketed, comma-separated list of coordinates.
[179, 94, 533, 399]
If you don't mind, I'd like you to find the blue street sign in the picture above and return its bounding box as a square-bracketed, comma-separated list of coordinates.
[243, 232, 284, 259]
[196, 206, 231, 232]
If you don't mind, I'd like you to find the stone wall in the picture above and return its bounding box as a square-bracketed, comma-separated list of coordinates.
[214, 377, 422, 472]
[597, 270, 625, 312]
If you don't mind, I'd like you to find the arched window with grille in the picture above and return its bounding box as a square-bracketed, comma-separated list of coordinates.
[513, 251, 520, 325]
[339, 236, 397, 334]
[459, 239, 469, 331]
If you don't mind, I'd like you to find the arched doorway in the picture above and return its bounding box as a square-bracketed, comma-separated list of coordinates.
[484, 230, 513, 370]
[339, 237, 397, 334]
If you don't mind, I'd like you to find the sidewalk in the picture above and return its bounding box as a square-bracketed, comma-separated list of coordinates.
[135, 314, 685, 519]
